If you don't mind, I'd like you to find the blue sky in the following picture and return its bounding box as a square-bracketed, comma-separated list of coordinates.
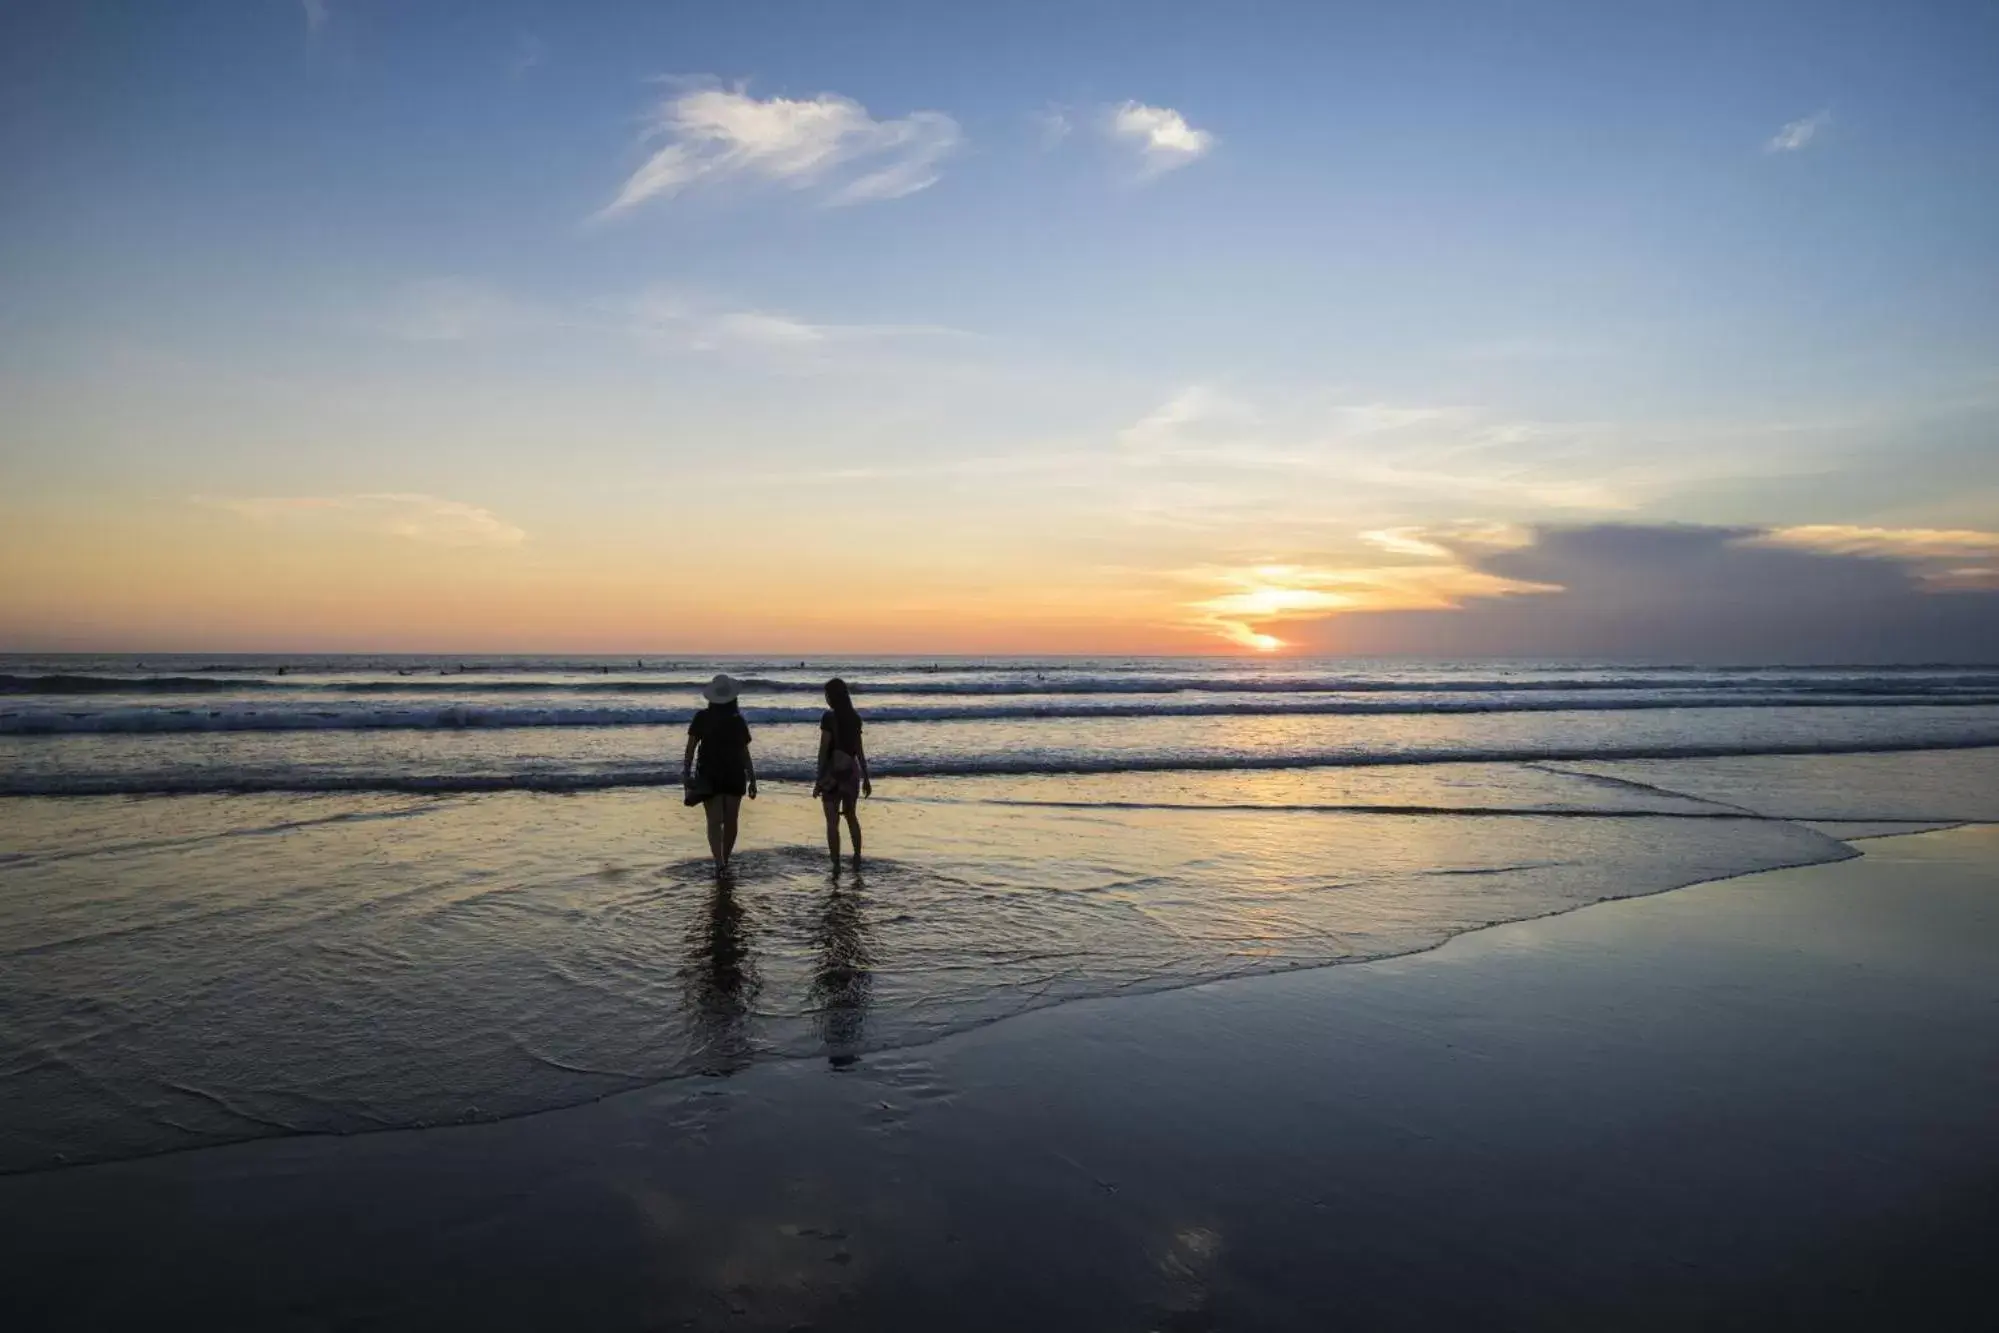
[2, 0, 1996, 654]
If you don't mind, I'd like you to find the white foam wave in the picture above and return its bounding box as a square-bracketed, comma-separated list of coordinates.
[8, 692, 1999, 735]
[6, 738, 1996, 796]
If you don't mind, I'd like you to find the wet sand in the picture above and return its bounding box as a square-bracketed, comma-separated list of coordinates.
[3, 825, 1995, 1331]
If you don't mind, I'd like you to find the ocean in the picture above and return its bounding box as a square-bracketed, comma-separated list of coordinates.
[4, 653, 1998, 1174]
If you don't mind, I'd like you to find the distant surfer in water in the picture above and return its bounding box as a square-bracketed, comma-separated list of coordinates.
[684, 674, 756, 873]
[814, 677, 871, 867]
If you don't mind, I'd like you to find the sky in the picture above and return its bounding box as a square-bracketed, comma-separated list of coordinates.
[2, 0, 1996, 659]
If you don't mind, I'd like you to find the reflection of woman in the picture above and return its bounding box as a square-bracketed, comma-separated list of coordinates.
[810, 880, 873, 1068]
[683, 878, 757, 1075]
[683, 674, 757, 873]
[813, 677, 871, 866]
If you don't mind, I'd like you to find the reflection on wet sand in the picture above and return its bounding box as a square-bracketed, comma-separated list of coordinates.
[4, 762, 1933, 1172]
[811, 875, 874, 1068]
[681, 875, 759, 1075]
[674, 856, 877, 1076]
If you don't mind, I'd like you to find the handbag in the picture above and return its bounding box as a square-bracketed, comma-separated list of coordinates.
[683, 768, 714, 806]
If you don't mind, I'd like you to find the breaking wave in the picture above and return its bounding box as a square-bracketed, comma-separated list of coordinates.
[6, 691, 1999, 734]
[7, 737, 1997, 796]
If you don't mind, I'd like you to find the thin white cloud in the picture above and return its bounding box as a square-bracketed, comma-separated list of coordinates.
[612, 289, 965, 357]
[204, 494, 525, 547]
[510, 33, 545, 77]
[739, 451, 1096, 486]
[1360, 527, 1455, 560]
[1760, 525, 1999, 559]
[1351, 464, 1631, 511]
[1330, 404, 1471, 436]
[1106, 101, 1213, 178]
[1363, 523, 1530, 561]
[596, 83, 962, 218]
[1757, 524, 1999, 589]
[1180, 557, 1552, 651]
[381, 279, 538, 342]
[1767, 109, 1830, 153]
[1112, 387, 1634, 510]
[301, 0, 327, 37]
[1457, 335, 1603, 362]
[1034, 106, 1073, 149]
[1119, 385, 1259, 452]
[368, 279, 968, 368]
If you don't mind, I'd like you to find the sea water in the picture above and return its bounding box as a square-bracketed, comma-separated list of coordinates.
[4, 655, 1997, 1172]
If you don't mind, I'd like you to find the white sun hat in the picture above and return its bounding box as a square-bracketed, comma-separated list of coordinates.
[701, 673, 741, 704]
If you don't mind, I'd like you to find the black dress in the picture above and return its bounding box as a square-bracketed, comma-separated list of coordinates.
[688, 704, 752, 800]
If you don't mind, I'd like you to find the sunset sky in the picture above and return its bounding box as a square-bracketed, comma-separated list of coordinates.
[3, 0, 1997, 657]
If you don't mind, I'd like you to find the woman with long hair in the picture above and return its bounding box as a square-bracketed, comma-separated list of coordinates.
[683, 673, 756, 872]
[813, 677, 871, 866]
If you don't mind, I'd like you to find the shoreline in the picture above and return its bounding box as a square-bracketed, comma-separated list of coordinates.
[4, 808, 1898, 1181]
[5, 824, 1995, 1329]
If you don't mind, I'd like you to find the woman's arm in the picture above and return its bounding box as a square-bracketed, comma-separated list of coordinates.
[814, 727, 833, 793]
[857, 735, 871, 798]
[682, 735, 699, 782]
[745, 748, 757, 799]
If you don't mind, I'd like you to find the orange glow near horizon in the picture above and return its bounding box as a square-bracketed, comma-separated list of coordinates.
[0, 495, 1569, 654]
[10, 488, 1999, 659]
[28, 493, 1992, 656]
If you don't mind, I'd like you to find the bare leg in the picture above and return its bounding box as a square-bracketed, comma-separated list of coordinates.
[824, 800, 842, 862]
[703, 796, 725, 869]
[842, 795, 862, 862]
[720, 794, 743, 866]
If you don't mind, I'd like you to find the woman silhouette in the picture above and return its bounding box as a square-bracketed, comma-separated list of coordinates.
[813, 677, 871, 866]
[683, 674, 756, 872]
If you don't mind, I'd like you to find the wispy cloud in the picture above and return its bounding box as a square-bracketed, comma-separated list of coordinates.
[1767, 109, 1830, 152]
[369, 279, 965, 367]
[1456, 335, 1605, 362]
[1760, 525, 1999, 559]
[1350, 464, 1631, 511]
[1034, 106, 1073, 149]
[1119, 385, 1260, 453]
[1360, 527, 1454, 559]
[510, 33, 545, 78]
[1187, 568, 1357, 650]
[596, 82, 962, 219]
[1106, 102, 1213, 178]
[610, 289, 967, 358]
[1181, 558, 1550, 650]
[203, 494, 526, 547]
[1112, 387, 1637, 511]
[1095, 387, 1678, 646]
[380, 279, 538, 342]
[300, 0, 327, 37]
[1362, 523, 1527, 560]
[739, 450, 1095, 487]
[1758, 524, 1999, 588]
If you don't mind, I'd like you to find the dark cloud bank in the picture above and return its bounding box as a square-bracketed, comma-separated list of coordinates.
[1300, 524, 1999, 663]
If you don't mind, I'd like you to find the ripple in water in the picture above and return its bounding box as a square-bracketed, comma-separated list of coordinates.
[3, 749, 1997, 1173]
